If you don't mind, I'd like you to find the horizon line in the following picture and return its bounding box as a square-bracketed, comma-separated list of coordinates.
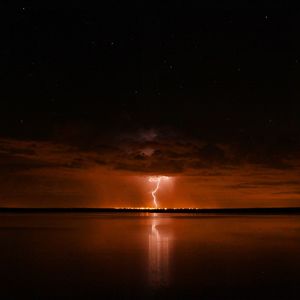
[0, 207, 300, 214]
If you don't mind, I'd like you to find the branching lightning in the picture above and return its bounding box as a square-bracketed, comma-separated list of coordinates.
[148, 176, 169, 208]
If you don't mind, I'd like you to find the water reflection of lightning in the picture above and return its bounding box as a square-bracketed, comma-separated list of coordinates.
[148, 216, 171, 287]
[148, 176, 169, 208]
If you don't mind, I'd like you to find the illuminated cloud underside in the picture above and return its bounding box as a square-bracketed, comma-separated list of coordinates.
[0, 137, 300, 208]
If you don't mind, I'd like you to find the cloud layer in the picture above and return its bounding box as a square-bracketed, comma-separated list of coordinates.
[0, 129, 300, 208]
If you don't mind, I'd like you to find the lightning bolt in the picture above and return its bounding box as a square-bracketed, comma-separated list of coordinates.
[148, 176, 169, 208]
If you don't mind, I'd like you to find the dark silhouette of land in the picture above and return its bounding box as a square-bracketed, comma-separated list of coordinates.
[0, 207, 300, 214]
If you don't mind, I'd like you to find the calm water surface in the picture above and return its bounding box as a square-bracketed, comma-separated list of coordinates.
[0, 213, 300, 299]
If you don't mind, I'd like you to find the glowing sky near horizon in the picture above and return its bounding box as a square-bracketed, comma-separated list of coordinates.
[0, 138, 300, 209]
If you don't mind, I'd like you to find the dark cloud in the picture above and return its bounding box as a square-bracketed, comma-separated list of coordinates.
[230, 180, 300, 190]
[0, 127, 299, 177]
[0, 134, 300, 208]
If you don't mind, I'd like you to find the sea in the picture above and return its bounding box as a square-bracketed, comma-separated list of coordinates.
[0, 213, 299, 299]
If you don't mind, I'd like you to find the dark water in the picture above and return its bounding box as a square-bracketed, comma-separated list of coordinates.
[0, 213, 300, 299]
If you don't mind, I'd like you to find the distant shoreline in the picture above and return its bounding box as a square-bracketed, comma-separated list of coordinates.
[0, 207, 300, 214]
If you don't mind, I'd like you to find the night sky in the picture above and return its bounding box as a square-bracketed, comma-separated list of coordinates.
[1, 3, 300, 208]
